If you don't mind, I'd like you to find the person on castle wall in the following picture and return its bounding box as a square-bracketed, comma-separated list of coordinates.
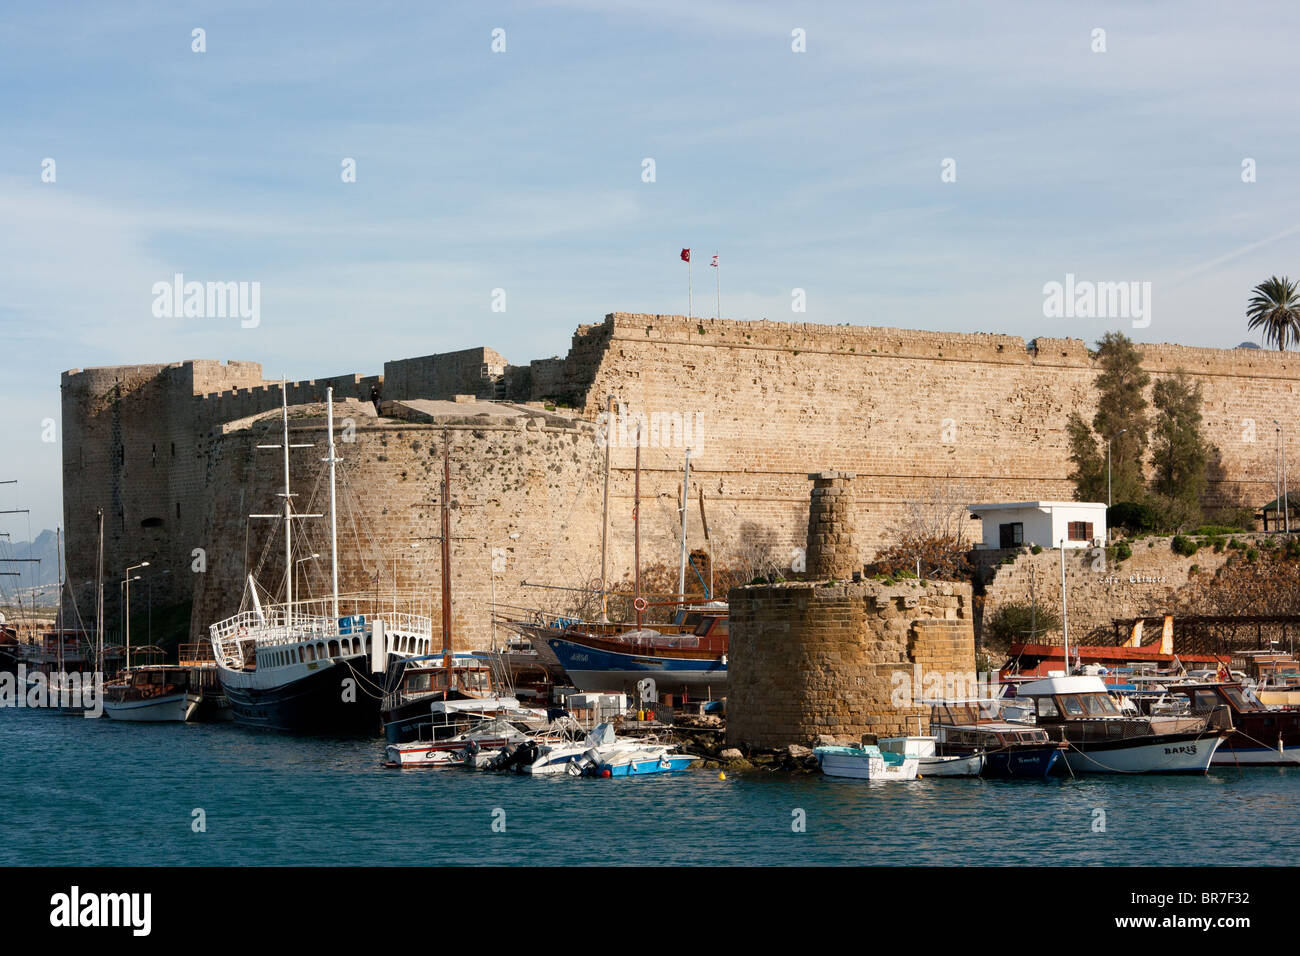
[370, 383, 382, 416]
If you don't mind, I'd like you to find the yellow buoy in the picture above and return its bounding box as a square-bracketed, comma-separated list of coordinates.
[718, 771, 726, 780]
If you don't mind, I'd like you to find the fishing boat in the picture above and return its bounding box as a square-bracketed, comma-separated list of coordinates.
[813, 744, 920, 780]
[1134, 681, 1300, 767]
[103, 666, 201, 722]
[1013, 675, 1231, 774]
[210, 386, 433, 734]
[540, 611, 728, 695]
[102, 646, 229, 723]
[506, 444, 728, 696]
[927, 699, 1065, 778]
[879, 736, 984, 777]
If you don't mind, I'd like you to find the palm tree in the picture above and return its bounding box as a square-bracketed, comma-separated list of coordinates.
[1247, 276, 1300, 350]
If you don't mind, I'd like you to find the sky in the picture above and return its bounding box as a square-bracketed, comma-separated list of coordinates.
[3, 0, 1300, 532]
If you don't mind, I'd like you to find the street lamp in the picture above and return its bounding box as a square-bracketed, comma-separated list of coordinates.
[1107, 429, 1127, 509]
[122, 561, 148, 669]
[1275, 421, 1289, 534]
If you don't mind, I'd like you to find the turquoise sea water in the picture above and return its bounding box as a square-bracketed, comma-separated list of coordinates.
[2, 706, 1296, 866]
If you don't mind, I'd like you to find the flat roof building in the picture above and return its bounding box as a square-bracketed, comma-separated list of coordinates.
[968, 500, 1107, 550]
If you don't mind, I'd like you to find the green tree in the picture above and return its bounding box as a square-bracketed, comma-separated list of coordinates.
[1066, 411, 1105, 501]
[1067, 332, 1149, 503]
[1150, 369, 1211, 505]
[1246, 276, 1300, 350]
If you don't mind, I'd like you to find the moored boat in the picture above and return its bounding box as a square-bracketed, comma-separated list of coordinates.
[927, 699, 1064, 779]
[879, 735, 984, 777]
[1014, 676, 1231, 775]
[210, 386, 432, 734]
[813, 744, 920, 780]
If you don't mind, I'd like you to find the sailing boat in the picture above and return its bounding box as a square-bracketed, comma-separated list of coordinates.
[517, 443, 728, 695]
[209, 386, 435, 734]
[380, 433, 526, 746]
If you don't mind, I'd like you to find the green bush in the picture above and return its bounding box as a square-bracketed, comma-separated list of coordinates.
[1114, 541, 1132, 562]
[1171, 534, 1198, 557]
[1246, 548, 1259, 563]
[1108, 501, 1159, 535]
[1031, 544, 1043, 555]
[984, 602, 1062, 646]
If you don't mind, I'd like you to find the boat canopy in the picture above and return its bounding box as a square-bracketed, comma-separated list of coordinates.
[1016, 675, 1109, 697]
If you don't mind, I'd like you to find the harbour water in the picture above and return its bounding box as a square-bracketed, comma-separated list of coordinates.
[3, 707, 1295, 866]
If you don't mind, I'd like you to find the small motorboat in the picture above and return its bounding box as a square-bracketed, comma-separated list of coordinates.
[813, 744, 920, 780]
[383, 716, 533, 768]
[588, 748, 699, 777]
[879, 736, 984, 777]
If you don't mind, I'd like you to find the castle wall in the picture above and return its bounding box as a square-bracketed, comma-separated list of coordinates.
[726, 579, 976, 748]
[576, 314, 1300, 557]
[60, 312, 1300, 649]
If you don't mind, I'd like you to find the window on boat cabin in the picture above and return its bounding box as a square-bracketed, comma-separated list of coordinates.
[998, 522, 1023, 548]
[1192, 690, 1220, 713]
[1036, 697, 1059, 718]
[329, 640, 340, 657]
[1058, 695, 1085, 717]
[1079, 694, 1119, 716]
[1223, 686, 1260, 711]
[1067, 521, 1094, 543]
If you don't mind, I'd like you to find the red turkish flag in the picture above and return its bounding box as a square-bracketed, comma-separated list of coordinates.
[680, 248, 690, 262]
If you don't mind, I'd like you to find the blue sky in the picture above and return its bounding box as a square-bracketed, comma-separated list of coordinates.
[4, 0, 1300, 532]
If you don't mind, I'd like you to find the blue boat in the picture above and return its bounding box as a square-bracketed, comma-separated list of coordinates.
[593, 752, 700, 777]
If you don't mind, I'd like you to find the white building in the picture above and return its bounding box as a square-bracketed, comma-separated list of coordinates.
[968, 501, 1107, 550]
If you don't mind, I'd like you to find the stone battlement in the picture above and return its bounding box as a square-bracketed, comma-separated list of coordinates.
[59, 311, 1300, 649]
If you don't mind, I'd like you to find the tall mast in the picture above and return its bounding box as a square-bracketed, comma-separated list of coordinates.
[440, 432, 452, 661]
[634, 424, 642, 629]
[281, 381, 293, 627]
[677, 448, 691, 604]
[599, 394, 612, 622]
[326, 388, 340, 621]
[56, 526, 63, 673]
[95, 509, 104, 677]
[1060, 541, 1070, 675]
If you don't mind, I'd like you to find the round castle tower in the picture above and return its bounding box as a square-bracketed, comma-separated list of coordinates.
[727, 470, 977, 750]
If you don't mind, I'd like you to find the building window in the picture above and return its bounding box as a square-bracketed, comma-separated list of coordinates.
[1068, 521, 1094, 542]
[999, 522, 1023, 548]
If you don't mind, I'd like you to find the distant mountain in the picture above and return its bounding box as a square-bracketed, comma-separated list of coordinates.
[0, 528, 63, 588]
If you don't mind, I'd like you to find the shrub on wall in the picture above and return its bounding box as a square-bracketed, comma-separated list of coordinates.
[1171, 534, 1198, 557]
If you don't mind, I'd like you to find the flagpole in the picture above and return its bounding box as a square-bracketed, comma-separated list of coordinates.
[715, 253, 720, 320]
[688, 256, 693, 320]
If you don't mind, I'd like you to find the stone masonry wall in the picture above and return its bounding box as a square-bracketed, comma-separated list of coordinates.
[61, 311, 1300, 646]
[727, 579, 976, 749]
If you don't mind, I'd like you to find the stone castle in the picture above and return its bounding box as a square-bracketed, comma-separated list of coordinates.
[59, 312, 1300, 649]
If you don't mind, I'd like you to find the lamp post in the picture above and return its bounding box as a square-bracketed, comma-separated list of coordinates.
[1275, 422, 1286, 533]
[123, 561, 148, 668]
[1107, 428, 1127, 508]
